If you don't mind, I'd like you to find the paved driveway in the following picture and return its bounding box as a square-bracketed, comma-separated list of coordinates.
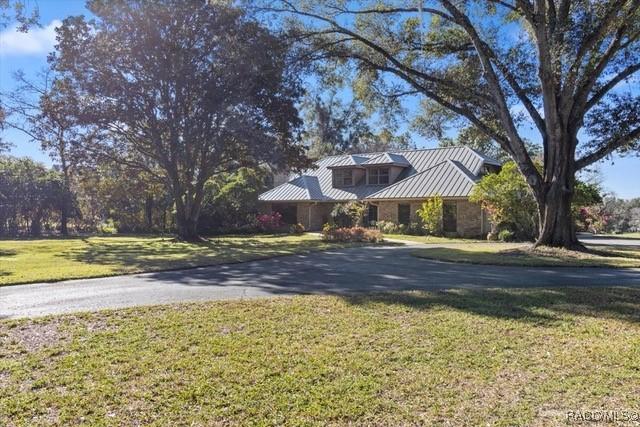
[2, 241, 640, 319]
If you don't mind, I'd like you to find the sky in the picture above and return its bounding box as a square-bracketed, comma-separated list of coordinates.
[1, 0, 639, 199]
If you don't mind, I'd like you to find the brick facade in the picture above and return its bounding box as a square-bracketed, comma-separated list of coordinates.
[263, 199, 487, 236]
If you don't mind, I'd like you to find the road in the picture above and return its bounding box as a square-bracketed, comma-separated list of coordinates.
[2, 239, 640, 319]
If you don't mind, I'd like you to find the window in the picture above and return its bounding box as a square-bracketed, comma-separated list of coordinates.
[368, 168, 390, 185]
[398, 204, 410, 225]
[333, 169, 353, 187]
[367, 204, 378, 225]
[272, 203, 297, 225]
[443, 201, 457, 233]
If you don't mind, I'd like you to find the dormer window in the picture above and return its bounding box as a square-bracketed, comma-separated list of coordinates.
[368, 167, 389, 185]
[333, 169, 353, 187]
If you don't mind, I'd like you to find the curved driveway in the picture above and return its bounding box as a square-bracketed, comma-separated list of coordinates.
[2, 240, 640, 319]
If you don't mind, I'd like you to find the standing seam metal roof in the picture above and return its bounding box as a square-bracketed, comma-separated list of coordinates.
[258, 146, 500, 202]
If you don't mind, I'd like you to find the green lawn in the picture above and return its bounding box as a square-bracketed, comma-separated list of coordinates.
[0, 234, 351, 286]
[2, 288, 639, 425]
[596, 232, 640, 239]
[413, 242, 640, 268]
[385, 234, 485, 244]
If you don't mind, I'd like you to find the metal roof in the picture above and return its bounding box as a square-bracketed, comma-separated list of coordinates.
[366, 160, 477, 199]
[258, 146, 500, 202]
[362, 152, 410, 167]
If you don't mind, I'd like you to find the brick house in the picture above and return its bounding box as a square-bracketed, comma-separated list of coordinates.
[258, 146, 501, 237]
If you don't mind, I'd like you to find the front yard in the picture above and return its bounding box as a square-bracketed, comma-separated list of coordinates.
[0, 234, 351, 286]
[412, 243, 640, 268]
[2, 288, 639, 425]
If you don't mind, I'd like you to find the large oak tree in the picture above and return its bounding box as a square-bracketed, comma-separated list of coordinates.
[263, 0, 640, 248]
[51, 0, 308, 240]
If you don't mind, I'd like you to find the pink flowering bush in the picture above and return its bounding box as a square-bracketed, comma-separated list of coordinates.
[256, 212, 283, 232]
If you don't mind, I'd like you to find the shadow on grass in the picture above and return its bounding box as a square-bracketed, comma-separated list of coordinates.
[57, 237, 366, 272]
[342, 287, 640, 325]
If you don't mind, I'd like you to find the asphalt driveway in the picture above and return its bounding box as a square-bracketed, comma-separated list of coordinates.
[2, 241, 640, 319]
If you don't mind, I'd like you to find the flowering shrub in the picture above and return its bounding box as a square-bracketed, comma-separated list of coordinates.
[321, 225, 383, 243]
[256, 212, 283, 232]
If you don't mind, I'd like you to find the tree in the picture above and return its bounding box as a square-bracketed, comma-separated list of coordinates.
[2, 70, 84, 235]
[416, 195, 444, 235]
[0, 0, 39, 30]
[264, 0, 640, 248]
[50, 0, 308, 240]
[301, 92, 414, 158]
[0, 156, 67, 236]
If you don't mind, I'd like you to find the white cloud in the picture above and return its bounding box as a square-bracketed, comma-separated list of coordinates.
[0, 20, 61, 56]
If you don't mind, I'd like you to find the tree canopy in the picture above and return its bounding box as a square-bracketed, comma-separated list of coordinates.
[51, 0, 309, 239]
[263, 0, 640, 248]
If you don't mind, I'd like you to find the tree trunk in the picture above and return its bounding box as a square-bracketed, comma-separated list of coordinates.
[145, 194, 154, 231]
[174, 193, 202, 241]
[60, 207, 69, 236]
[534, 163, 580, 248]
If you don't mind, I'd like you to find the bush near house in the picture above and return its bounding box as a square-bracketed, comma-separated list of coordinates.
[416, 195, 443, 236]
[321, 224, 383, 243]
[330, 201, 367, 227]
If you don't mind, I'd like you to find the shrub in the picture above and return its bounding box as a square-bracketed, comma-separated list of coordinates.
[97, 218, 118, 235]
[256, 212, 283, 232]
[498, 229, 515, 242]
[321, 226, 383, 243]
[417, 196, 443, 235]
[331, 201, 367, 227]
[289, 223, 305, 235]
[406, 222, 424, 235]
[376, 220, 399, 234]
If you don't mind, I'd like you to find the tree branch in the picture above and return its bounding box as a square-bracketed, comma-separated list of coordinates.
[575, 126, 640, 169]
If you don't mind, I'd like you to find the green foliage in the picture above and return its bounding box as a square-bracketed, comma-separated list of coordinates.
[497, 229, 515, 242]
[97, 218, 118, 235]
[375, 220, 399, 234]
[417, 196, 443, 236]
[331, 201, 367, 227]
[198, 167, 269, 234]
[470, 162, 539, 241]
[52, 0, 308, 239]
[0, 155, 73, 236]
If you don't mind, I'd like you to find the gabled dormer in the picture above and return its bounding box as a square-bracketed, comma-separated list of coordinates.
[362, 153, 410, 186]
[327, 155, 368, 188]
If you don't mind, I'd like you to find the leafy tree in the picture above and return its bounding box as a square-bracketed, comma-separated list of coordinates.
[472, 162, 605, 240]
[301, 92, 413, 159]
[0, 156, 68, 236]
[417, 195, 444, 236]
[0, 0, 39, 31]
[330, 201, 367, 227]
[51, 0, 308, 240]
[2, 70, 84, 234]
[265, 0, 640, 248]
[198, 167, 269, 234]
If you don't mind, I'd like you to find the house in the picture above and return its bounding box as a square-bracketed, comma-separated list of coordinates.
[258, 146, 501, 237]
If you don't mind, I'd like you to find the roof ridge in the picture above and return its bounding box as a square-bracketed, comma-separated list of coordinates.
[366, 160, 450, 199]
[446, 159, 479, 185]
[318, 145, 473, 159]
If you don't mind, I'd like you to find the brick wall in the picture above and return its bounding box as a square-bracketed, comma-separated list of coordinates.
[455, 200, 483, 237]
[377, 201, 399, 223]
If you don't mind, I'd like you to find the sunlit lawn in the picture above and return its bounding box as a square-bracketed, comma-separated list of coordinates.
[0, 234, 352, 286]
[1, 288, 639, 425]
[412, 242, 640, 268]
[385, 234, 485, 244]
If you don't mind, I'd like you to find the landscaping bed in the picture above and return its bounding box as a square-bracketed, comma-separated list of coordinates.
[1, 288, 639, 425]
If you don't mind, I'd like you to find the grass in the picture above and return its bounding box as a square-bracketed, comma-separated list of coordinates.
[2, 288, 640, 425]
[385, 233, 485, 244]
[412, 242, 640, 268]
[595, 232, 640, 239]
[0, 234, 355, 286]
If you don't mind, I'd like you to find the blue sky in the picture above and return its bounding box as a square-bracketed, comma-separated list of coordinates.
[1, 1, 639, 198]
